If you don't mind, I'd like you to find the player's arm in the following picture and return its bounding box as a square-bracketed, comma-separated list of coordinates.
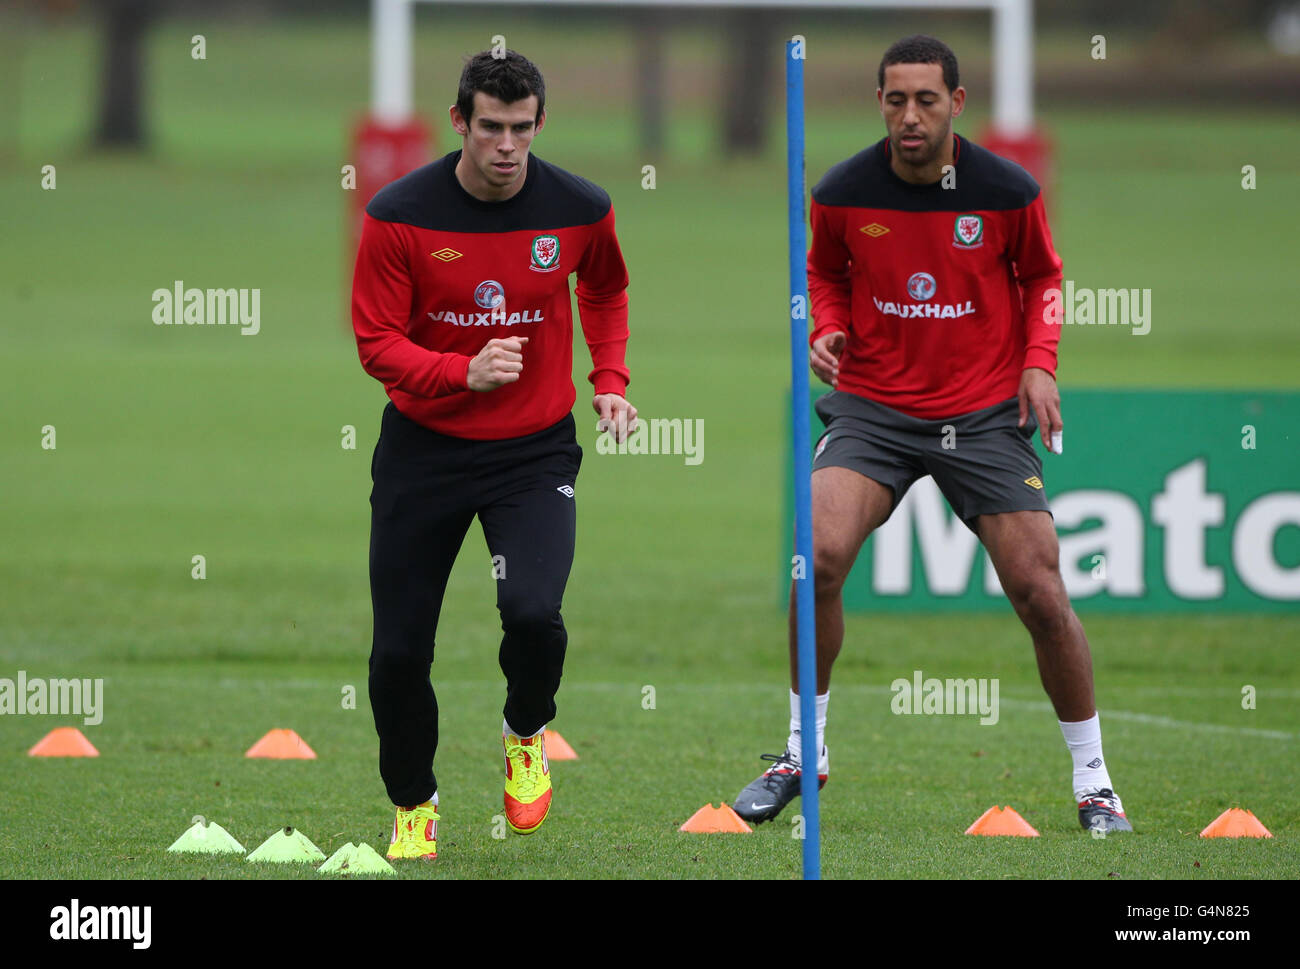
[806, 199, 853, 387]
[1009, 193, 1065, 451]
[351, 214, 474, 398]
[575, 206, 637, 441]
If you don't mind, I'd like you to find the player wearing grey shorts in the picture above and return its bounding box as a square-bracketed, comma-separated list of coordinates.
[812, 390, 1051, 531]
[731, 35, 1130, 836]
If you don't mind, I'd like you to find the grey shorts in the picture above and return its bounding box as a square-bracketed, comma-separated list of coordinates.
[812, 391, 1051, 534]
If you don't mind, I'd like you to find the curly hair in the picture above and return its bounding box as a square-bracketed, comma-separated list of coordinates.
[878, 35, 959, 93]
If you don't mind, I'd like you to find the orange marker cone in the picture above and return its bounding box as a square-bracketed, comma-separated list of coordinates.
[679, 803, 753, 833]
[544, 729, 578, 761]
[245, 728, 316, 760]
[28, 727, 99, 757]
[965, 805, 1040, 837]
[1200, 808, 1272, 839]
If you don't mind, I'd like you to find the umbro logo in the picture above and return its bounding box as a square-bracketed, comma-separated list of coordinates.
[430, 248, 462, 262]
[860, 223, 889, 237]
[556, 485, 574, 498]
[1086, 757, 1103, 769]
[1024, 476, 1044, 490]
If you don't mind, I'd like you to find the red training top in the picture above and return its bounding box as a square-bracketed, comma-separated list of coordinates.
[351, 149, 630, 440]
[808, 134, 1063, 419]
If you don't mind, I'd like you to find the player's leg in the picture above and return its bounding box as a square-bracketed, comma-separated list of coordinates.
[977, 510, 1130, 831]
[977, 510, 1092, 720]
[730, 469, 892, 822]
[482, 485, 575, 737]
[788, 467, 894, 694]
[926, 395, 1130, 833]
[368, 403, 476, 857]
[474, 415, 582, 835]
[733, 391, 919, 824]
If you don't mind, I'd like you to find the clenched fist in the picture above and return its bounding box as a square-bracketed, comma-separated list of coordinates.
[467, 337, 529, 392]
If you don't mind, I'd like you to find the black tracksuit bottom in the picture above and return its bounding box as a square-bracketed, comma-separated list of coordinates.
[367, 401, 582, 807]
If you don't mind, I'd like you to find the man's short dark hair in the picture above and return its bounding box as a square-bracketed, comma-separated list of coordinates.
[878, 35, 959, 94]
[457, 50, 546, 125]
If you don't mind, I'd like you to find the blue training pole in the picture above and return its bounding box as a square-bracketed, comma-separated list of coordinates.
[786, 38, 820, 882]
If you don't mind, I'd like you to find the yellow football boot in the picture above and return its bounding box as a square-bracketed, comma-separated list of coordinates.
[387, 801, 439, 859]
[503, 732, 551, 834]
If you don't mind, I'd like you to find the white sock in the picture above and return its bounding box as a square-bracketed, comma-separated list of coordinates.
[787, 689, 828, 769]
[1059, 713, 1115, 800]
[504, 718, 544, 740]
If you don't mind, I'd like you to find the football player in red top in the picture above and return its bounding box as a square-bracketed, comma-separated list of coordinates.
[733, 36, 1130, 837]
[352, 50, 637, 858]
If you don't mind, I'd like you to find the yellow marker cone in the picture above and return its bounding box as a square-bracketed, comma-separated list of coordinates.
[319, 842, 396, 875]
[246, 826, 326, 863]
[167, 820, 245, 854]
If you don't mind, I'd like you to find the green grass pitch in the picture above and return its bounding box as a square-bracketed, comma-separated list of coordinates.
[1, 17, 1297, 879]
